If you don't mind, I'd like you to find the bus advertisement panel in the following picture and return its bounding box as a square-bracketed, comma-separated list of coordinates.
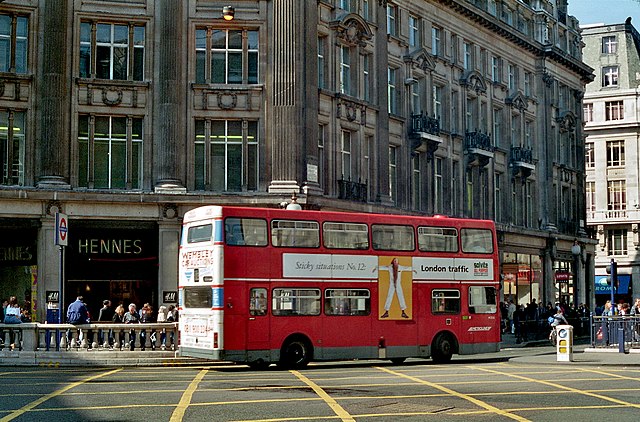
[178, 206, 500, 369]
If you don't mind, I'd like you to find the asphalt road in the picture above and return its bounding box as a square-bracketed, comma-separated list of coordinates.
[1, 346, 639, 421]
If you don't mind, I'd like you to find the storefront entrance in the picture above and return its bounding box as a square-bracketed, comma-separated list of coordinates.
[0, 220, 39, 320]
[64, 220, 158, 316]
[66, 279, 157, 318]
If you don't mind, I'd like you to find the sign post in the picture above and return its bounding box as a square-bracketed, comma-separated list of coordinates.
[55, 213, 68, 323]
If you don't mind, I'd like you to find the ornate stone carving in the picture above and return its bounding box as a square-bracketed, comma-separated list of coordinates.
[506, 92, 528, 111]
[460, 70, 487, 95]
[556, 111, 577, 133]
[404, 48, 435, 73]
[217, 91, 238, 110]
[337, 97, 366, 125]
[101, 87, 123, 106]
[330, 14, 373, 48]
[45, 200, 63, 216]
[162, 203, 178, 219]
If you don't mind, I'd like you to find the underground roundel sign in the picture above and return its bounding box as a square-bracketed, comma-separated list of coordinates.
[55, 212, 68, 246]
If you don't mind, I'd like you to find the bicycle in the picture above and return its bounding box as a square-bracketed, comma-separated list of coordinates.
[549, 327, 558, 346]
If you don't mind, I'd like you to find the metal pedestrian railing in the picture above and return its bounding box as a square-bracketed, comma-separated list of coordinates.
[591, 315, 640, 352]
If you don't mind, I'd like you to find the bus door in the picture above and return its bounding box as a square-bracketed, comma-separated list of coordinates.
[247, 287, 270, 350]
[460, 285, 500, 346]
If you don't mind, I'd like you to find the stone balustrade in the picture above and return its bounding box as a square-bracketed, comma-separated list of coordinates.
[0, 322, 179, 352]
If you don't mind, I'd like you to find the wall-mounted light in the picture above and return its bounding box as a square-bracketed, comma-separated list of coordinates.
[222, 6, 235, 21]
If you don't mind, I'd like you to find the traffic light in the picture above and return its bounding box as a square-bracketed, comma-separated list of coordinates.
[606, 259, 618, 288]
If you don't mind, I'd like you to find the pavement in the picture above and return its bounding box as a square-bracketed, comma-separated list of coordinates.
[1, 333, 639, 367]
[499, 331, 640, 366]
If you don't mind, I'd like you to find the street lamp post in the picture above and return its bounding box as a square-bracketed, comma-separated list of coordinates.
[571, 240, 581, 308]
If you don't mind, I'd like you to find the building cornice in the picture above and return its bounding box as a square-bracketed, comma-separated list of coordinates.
[435, 0, 594, 82]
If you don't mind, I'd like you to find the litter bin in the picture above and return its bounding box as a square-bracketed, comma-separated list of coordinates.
[556, 324, 573, 362]
[46, 308, 59, 324]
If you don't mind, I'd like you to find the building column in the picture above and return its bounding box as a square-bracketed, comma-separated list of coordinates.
[158, 220, 180, 306]
[154, 0, 186, 192]
[374, 1, 391, 205]
[268, 0, 302, 194]
[36, 0, 71, 188]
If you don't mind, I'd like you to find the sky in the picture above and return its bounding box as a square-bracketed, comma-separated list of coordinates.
[568, 0, 640, 26]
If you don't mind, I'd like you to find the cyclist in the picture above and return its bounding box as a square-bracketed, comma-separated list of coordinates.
[549, 308, 568, 345]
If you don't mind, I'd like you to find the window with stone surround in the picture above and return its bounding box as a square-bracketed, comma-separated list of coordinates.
[0, 110, 25, 186]
[78, 115, 143, 189]
[195, 28, 258, 84]
[194, 119, 258, 192]
[0, 13, 28, 74]
[80, 21, 145, 81]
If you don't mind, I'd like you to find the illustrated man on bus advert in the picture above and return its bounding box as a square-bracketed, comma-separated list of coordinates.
[373, 257, 416, 320]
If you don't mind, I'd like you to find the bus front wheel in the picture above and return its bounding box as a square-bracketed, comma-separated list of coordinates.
[431, 334, 453, 363]
[279, 338, 312, 369]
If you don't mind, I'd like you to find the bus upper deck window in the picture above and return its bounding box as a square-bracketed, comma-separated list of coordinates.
[461, 228, 494, 254]
[371, 224, 414, 251]
[418, 226, 458, 252]
[271, 220, 319, 248]
[225, 217, 268, 246]
[323, 222, 369, 249]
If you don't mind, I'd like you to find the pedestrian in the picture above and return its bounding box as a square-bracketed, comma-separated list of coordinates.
[97, 300, 115, 348]
[3, 296, 22, 350]
[507, 300, 516, 334]
[157, 305, 168, 350]
[123, 303, 140, 350]
[1, 298, 8, 323]
[112, 304, 126, 350]
[66, 296, 89, 347]
[166, 305, 178, 349]
[139, 303, 156, 351]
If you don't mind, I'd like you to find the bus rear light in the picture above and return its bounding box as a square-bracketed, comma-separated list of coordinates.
[214, 332, 219, 349]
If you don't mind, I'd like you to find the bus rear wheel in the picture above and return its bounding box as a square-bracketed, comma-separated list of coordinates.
[278, 338, 312, 369]
[431, 334, 453, 363]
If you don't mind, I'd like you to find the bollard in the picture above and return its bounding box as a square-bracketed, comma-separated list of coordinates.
[618, 326, 625, 353]
[556, 325, 573, 362]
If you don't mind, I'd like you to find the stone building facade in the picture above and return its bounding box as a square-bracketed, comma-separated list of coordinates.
[583, 18, 640, 307]
[0, 0, 593, 320]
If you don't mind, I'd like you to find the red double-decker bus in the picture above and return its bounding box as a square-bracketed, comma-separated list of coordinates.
[178, 205, 500, 369]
